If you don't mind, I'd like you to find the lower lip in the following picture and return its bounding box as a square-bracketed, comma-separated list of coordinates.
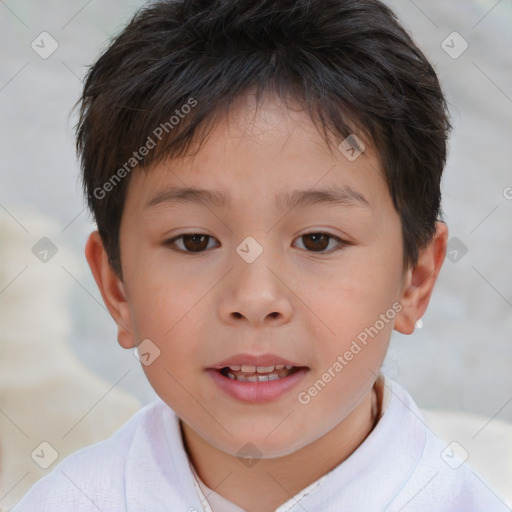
[206, 368, 308, 404]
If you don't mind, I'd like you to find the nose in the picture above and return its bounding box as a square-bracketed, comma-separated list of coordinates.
[217, 250, 293, 328]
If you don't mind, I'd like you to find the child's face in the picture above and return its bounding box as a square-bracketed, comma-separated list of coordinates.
[114, 95, 410, 457]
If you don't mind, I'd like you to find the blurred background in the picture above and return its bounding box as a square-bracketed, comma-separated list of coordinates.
[1, 0, 511, 508]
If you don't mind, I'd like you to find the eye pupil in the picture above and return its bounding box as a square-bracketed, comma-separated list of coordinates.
[303, 233, 329, 251]
[183, 234, 209, 252]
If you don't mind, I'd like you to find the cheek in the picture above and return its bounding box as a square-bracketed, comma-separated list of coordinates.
[297, 247, 402, 382]
[127, 261, 225, 368]
[304, 255, 402, 335]
[125, 247, 204, 336]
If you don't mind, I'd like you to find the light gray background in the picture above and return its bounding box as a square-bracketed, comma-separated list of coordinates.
[1, 1, 511, 420]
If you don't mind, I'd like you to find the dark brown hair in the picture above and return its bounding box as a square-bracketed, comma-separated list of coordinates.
[75, 0, 451, 279]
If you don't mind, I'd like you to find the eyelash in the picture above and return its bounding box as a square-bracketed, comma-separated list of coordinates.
[164, 232, 347, 254]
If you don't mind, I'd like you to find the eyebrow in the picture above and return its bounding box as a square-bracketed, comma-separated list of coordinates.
[145, 184, 371, 211]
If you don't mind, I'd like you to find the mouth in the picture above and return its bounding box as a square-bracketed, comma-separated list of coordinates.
[207, 354, 309, 403]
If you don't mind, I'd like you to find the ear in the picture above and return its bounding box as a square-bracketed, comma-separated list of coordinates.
[394, 221, 448, 335]
[85, 231, 135, 349]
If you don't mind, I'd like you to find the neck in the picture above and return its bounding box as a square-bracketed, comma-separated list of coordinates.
[181, 383, 381, 512]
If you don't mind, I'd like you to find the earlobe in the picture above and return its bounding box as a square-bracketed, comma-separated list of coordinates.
[394, 222, 448, 335]
[84, 231, 135, 349]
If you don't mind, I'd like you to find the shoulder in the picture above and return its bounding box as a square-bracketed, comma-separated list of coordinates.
[11, 399, 173, 511]
[384, 378, 510, 512]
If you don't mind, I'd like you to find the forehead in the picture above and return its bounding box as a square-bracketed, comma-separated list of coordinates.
[125, 94, 389, 214]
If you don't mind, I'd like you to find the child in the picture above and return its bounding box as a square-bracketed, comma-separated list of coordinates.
[13, 0, 509, 510]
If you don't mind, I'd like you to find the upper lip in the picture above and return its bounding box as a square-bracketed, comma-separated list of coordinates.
[209, 353, 306, 370]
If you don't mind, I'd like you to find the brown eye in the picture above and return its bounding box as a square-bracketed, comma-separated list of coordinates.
[166, 233, 217, 253]
[295, 233, 344, 253]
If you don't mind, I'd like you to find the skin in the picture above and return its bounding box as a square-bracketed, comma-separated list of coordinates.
[86, 93, 448, 512]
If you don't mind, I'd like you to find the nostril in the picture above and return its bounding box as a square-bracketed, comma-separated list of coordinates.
[231, 311, 279, 319]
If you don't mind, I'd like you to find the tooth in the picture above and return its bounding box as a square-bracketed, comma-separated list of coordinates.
[229, 365, 241, 371]
[275, 364, 285, 370]
[241, 364, 256, 372]
[225, 370, 292, 383]
[256, 365, 275, 373]
[285, 365, 293, 370]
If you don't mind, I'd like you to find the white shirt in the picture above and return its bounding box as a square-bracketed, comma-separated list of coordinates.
[12, 375, 510, 512]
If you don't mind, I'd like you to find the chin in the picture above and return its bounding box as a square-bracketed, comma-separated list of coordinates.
[216, 429, 316, 460]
